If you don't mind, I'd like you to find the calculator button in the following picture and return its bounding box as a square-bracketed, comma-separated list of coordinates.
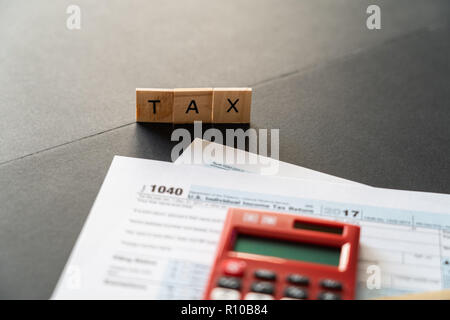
[223, 260, 246, 277]
[318, 291, 341, 300]
[284, 286, 308, 299]
[244, 293, 274, 300]
[320, 279, 343, 291]
[254, 269, 277, 281]
[210, 288, 241, 300]
[287, 274, 310, 286]
[251, 281, 275, 294]
[217, 276, 241, 290]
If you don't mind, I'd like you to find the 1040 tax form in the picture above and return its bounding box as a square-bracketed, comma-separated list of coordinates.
[53, 156, 450, 299]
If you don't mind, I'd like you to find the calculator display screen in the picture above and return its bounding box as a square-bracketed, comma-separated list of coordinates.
[234, 234, 340, 266]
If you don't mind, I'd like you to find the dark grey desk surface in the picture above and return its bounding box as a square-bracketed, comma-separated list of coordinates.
[0, 1, 449, 299]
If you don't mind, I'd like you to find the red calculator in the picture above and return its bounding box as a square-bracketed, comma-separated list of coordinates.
[204, 208, 360, 300]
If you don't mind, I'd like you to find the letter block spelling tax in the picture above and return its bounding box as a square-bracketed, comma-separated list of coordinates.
[136, 88, 252, 123]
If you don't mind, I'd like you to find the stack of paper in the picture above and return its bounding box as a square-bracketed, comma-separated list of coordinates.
[53, 139, 450, 299]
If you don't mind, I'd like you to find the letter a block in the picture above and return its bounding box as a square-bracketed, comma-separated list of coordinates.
[173, 88, 213, 123]
[212, 88, 252, 123]
[136, 89, 173, 123]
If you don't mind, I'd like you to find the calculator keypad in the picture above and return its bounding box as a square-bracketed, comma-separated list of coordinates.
[210, 288, 241, 300]
[223, 260, 246, 277]
[284, 286, 308, 299]
[217, 276, 241, 290]
[320, 279, 343, 291]
[251, 281, 275, 294]
[254, 269, 277, 281]
[287, 274, 310, 286]
[209, 259, 346, 300]
[244, 293, 274, 300]
[317, 291, 341, 300]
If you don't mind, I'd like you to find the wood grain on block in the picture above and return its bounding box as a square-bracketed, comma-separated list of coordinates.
[173, 88, 213, 123]
[212, 88, 252, 123]
[136, 89, 173, 122]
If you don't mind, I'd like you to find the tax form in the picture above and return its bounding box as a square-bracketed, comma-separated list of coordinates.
[176, 139, 449, 215]
[53, 156, 450, 299]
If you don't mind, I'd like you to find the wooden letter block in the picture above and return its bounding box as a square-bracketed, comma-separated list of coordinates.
[212, 88, 252, 123]
[173, 88, 213, 123]
[136, 88, 173, 123]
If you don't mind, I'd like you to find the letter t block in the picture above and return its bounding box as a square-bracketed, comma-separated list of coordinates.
[136, 88, 173, 123]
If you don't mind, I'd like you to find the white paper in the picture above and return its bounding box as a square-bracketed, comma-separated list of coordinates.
[175, 138, 362, 185]
[53, 156, 450, 299]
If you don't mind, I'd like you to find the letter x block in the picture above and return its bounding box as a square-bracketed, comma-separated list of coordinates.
[136, 88, 173, 123]
[212, 88, 252, 123]
[173, 88, 213, 123]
